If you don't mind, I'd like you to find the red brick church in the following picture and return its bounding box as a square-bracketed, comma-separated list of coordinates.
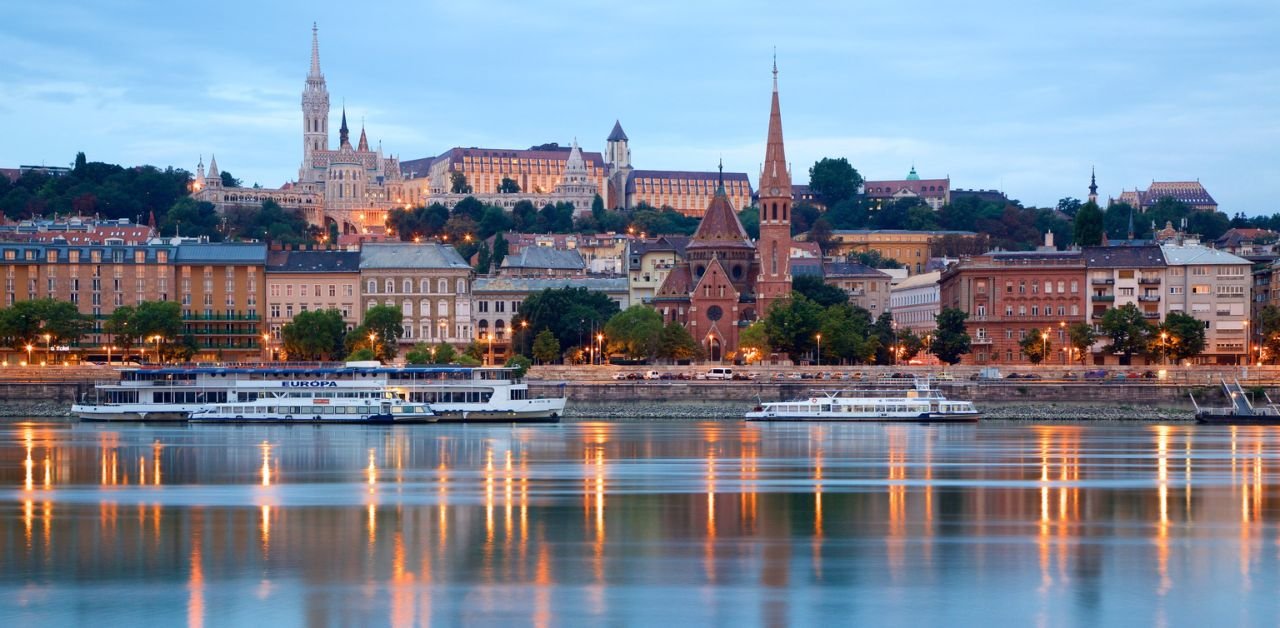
[652, 62, 793, 362]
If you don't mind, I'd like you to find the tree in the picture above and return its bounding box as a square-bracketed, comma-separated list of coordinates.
[930, 307, 971, 365]
[808, 217, 834, 254]
[504, 354, 532, 377]
[872, 311, 896, 365]
[498, 177, 520, 194]
[1019, 327, 1051, 364]
[808, 157, 863, 207]
[39, 299, 92, 349]
[450, 172, 472, 194]
[103, 305, 139, 358]
[405, 343, 433, 365]
[1260, 305, 1280, 365]
[357, 305, 404, 361]
[1073, 200, 1104, 246]
[1067, 322, 1097, 365]
[532, 329, 561, 364]
[603, 305, 663, 361]
[463, 340, 485, 362]
[658, 321, 701, 363]
[431, 342, 458, 364]
[515, 288, 620, 355]
[224, 199, 317, 245]
[762, 294, 823, 362]
[346, 347, 376, 361]
[738, 321, 769, 363]
[74, 152, 87, 173]
[492, 232, 509, 267]
[738, 206, 760, 240]
[220, 171, 242, 188]
[1056, 197, 1083, 216]
[162, 197, 222, 240]
[816, 304, 876, 365]
[1158, 311, 1207, 363]
[281, 309, 346, 360]
[895, 328, 923, 363]
[792, 275, 848, 308]
[1099, 303, 1154, 365]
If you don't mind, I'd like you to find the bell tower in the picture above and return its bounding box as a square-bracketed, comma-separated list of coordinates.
[300, 23, 330, 183]
[755, 55, 792, 318]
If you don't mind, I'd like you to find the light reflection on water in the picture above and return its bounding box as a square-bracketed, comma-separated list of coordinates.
[2, 420, 1280, 625]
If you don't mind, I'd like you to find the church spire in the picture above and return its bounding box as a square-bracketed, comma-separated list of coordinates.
[1088, 166, 1098, 203]
[309, 22, 322, 78]
[357, 120, 369, 151]
[339, 107, 350, 148]
[759, 55, 790, 197]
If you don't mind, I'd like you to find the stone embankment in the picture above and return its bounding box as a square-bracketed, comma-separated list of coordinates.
[563, 400, 1192, 421]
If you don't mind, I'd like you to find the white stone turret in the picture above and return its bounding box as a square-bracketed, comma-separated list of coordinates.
[300, 22, 330, 183]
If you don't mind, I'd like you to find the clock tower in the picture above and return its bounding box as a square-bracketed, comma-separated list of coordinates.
[755, 57, 793, 318]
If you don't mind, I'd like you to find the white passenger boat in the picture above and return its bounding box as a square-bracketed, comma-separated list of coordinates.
[189, 393, 435, 424]
[746, 378, 980, 422]
[73, 362, 566, 423]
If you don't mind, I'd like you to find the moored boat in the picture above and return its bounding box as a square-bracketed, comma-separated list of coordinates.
[746, 378, 980, 422]
[189, 394, 435, 424]
[1191, 379, 1280, 425]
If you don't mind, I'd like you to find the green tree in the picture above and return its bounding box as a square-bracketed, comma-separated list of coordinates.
[347, 305, 404, 362]
[450, 172, 472, 194]
[498, 177, 520, 194]
[738, 321, 770, 363]
[896, 328, 923, 363]
[515, 288, 620, 355]
[603, 305, 663, 361]
[162, 197, 223, 240]
[281, 309, 346, 360]
[1157, 311, 1207, 363]
[658, 322, 700, 363]
[405, 343, 434, 365]
[1018, 327, 1051, 364]
[1073, 200, 1104, 246]
[74, 152, 87, 173]
[38, 299, 92, 349]
[930, 307, 971, 365]
[1260, 305, 1280, 364]
[1099, 303, 1154, 365]
[808, 157, 863, 207]
[532, 329, 561, 364]
[1057, 197, 1083, 216]
[872, 311, 896, 365]
[738, 206, 760, 240]
[346, 347, 376, 361]
[792, 275, 847, 308]
[463, 340, 485, 362]
[492, 232, 509, 267]
[0, 301, 47, 351]
[220, 171, 242, 188]
[816, 304, 876, 365]
[762, 294, 823, 362]
[1067, 322, 1097, 365]
[132, 301, 183, 341]
[103, 305, 139, 358]
[504, 354, 532, 377]
[431, 342, 458, 364]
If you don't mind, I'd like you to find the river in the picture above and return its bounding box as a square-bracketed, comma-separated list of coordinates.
[2, 419, 1278, 626]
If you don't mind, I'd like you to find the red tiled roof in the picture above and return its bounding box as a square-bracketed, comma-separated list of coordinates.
[687, 192, 753, 251]
[863, 178, 950, 197]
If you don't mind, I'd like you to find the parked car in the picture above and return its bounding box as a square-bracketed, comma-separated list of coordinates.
[705, 367, 734, 380]
[1084, 370, 1108, 380]
[643, 370, 661, 380]
[611, 372, 628, 381]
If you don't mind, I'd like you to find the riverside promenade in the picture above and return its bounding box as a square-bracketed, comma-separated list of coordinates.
[0, 362, 1270, 419]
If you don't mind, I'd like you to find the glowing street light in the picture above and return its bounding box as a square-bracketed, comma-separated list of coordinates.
[43, 333, 51, 365]
[596, 333, 604, 367]
[815, 333, 822, 367]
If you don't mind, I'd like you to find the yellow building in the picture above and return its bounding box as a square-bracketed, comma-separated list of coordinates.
[827, 229, 978, 275]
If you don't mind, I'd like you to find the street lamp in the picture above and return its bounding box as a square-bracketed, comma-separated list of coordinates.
[815, 333, 822, 367]
[1160, 331, 1168, 366]
[1059, 322, 1067, 364]
[520, 320, 529, 356]
[43, 333, 51, 365]
[24, 344, 32, 366]
[1041, 331, 1048, 365]
[486, 331, 494, 366]
[596, 333, 604, 367]
[262, 333, 271, 362]
[368, 332, 378, 360]
[1243, 320, 1250, 367]
[151, 335, 163, 365]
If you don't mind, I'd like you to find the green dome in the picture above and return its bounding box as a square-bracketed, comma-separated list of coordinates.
[906, 165, 920, 181]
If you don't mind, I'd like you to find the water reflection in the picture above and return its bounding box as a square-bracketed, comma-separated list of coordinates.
[3, 421, 1280, 624]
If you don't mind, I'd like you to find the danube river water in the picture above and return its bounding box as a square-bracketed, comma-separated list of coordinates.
[2, 419, 1279, 626]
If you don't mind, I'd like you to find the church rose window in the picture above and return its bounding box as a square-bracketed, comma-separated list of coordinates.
[706, 305, 723, 321]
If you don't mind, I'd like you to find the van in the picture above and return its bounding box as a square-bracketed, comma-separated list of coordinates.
[705, 367, 734, 380]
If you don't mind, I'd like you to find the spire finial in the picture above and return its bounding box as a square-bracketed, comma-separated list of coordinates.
[309, 23, 322, 78]
[717, 157, 725, 193]
[772, 48, 778, 92]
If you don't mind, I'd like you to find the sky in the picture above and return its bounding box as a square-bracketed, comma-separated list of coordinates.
[3, 0, 1278, 214]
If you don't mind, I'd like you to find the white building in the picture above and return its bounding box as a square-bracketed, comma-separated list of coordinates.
[890, 271, 940, 334]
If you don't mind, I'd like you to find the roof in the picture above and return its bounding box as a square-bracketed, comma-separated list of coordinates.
[399, 156, 435, 179]
[174, 243, 267, 263]
[790, 241, 822, 259]
[863, 177, 950, 198]
[434, 146, 606, 169]
[472, 277, 628, 294]
[653, 264, 693, 299]
[1159, 244, 1250, 266]
[831, 229, 976, 236]
[823, 262, 892, 279]
[266, 250, 361, 273]
[608, 120, 628, 142]
[626, 169, 752, 195]
[359, 243, 471, 270]
[687, 191, 753, 251]
[1082, 245, 1166, 268]
[500, 246, 586, 270]
[891, 271, 941, 291]
[1216, 228, 1276, 247]
[790, 258, 824, 278]
[1145, 181, 1216, 206]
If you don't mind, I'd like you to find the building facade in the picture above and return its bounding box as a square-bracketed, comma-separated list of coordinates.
[626, 236, 688, 306]
[402, 142, 605, 214]
[827, 229, 978, 275]
[939, 251, 1088, 365]
[358, 243, 474, 347]
[890, 270, 941, 335]
[624, 170, 753, 217]
[171, 244, 268, 361]
[824, 262, 892, 315]
[862, 166, 951, 210]
[1159, 243, 1251, 364]
[472, 277, 629, 364]
[264, 249, 362, 353]
[1113, 181, 1218, 212]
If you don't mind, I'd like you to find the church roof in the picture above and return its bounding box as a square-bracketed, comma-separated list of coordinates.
[608, 120, 628, 142]
[686, 189, 753, 251]
[653, 264, 693, 299]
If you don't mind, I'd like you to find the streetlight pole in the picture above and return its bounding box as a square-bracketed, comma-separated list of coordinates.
[596, 333, 603, 367]
[368, 332, 378, 361]
[487, 332, 494, 366]
[25, 344, 32, 366]
[1243, 320, 1250, 367]
[43, 333, 51, 365]
[815, 333, 822, 367]
[1041, 332, 1048, 366]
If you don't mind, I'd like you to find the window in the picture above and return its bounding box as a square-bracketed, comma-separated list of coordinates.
[1018, 306, 1026, 316]
[385, 279, 394, 294]
[1031, 306, 1039, 317]
[456, 279, 466, 294]
[1119, 287, 1134, 296]
[1192, 285, 1211, 295]
[1070, 280, 1079, 293]
[1005, 305, 1013, 316]
[1044, 281, 1052, 294]
[329, 285, 336, 297]
[1057, 281, 1065, 293]
[1169, 286, 1183, 295]
[478, 301, 488, 313]
[403, 279, 412, 293]
[367, 280, 376, 294]
[344, 285, 353, 297]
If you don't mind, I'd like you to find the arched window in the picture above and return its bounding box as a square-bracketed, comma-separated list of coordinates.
[403, 279, 412, 293]
[403, 300, 413, 316]
[456, 279, 466, 294]
[438, 279, 447, 293]
[385, 279, 394, 294]
[367, 280, 376, 294]
[420, 300, 431, 317]
[420, 279, 430, 293]
[438, 300, 448, 316]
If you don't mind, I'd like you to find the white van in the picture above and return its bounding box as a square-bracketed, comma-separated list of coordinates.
[705, 367, 734, 380]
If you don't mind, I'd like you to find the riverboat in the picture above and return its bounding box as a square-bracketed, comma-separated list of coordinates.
[189, 392, 436, 424]
[746, 378, 980, 422]
[1191, 379, 1280, 425]
[73, 362, 566, 423]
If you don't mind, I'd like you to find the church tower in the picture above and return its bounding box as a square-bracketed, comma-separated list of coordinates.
[1088, 167, 1098, 205]
[300, 23, 330, 183]
[755, 56, 792, 318]
[605, 120, 631, 209]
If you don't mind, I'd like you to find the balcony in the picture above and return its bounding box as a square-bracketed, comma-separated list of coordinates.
[1091, 278, 1114, 286]
[1139, 277, 1162, 285]
[972, 337, 993, 345]
[1093, 295, 1115, 302]
[1138, 295, 1160, 302]
[1142, 312, 1160, 319]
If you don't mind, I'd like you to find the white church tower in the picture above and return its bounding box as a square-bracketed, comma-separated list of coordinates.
[300, 22, 330, 183]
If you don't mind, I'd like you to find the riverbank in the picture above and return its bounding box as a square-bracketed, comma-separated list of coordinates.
[562, 400, 1193, 421]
